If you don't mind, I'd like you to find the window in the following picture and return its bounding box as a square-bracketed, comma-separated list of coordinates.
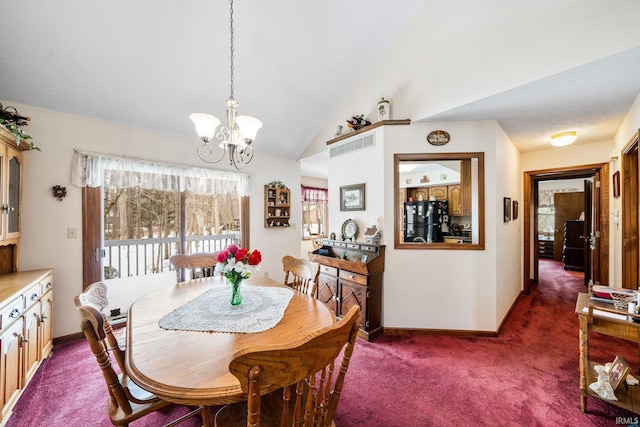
[301, 185, 328, 240]
[73, 150, 250, 285]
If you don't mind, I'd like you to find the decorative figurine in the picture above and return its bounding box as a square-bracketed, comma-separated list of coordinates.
[378, 97, 390, 121]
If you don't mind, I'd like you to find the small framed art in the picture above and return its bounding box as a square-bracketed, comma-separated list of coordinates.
[512, 200, 519, 220]
[340, 183, 365, 211]
[609, 355, 630, 391]
[503, 197, 511, 222]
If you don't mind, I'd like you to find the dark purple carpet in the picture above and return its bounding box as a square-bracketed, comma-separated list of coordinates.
[7, 259, 637, 426]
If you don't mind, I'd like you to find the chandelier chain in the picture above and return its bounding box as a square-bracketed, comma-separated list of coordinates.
[229, 0, 235, 100]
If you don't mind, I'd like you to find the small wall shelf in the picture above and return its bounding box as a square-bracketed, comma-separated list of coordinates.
[264, 185, 290, 228]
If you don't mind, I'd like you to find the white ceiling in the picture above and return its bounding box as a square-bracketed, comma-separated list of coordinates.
[0, 0, 423, 161]
[1, 1, 639, 179]
[425, 47, 640, 153]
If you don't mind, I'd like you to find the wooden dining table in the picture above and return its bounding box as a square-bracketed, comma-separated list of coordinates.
[124, 275, 335, 406]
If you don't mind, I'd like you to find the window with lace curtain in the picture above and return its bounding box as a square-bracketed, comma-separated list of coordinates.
[301, 185, 328, 240]
[72, 150, 250, 280]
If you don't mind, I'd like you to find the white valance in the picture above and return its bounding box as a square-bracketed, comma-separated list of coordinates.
[71, 149, 249, 196]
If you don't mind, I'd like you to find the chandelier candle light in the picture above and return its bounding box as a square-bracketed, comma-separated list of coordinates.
[190, 0, 262, 170]
[216, 244, 262, 305]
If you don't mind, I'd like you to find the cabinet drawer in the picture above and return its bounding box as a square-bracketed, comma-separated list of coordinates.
[339, 270, 368, 286]
[40, 277, 54, 295]
[333, 242, 347, 249]
[24, 283, 41, 307]
[319, 265, 338, 277]
[0, 296, 24, 331]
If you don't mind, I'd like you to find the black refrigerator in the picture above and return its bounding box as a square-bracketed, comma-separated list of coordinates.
[404, 200, 450, 242]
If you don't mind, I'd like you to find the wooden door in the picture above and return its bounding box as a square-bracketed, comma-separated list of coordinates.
[1, 319, 23, 419]
[583, 181, 593, 287]
[316, 274, 338, 314]
[339, 280, 367, 328]
[622, 136, 639, 290]
[22, 303, 40, 384]
[448, 185, 462, 216]
[428, 186, 447, 200]
[553, 192, 585, 261]
[39, 289, 53, 359]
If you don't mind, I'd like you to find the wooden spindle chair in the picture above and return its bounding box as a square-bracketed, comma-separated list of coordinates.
[75, 291, 211, 426]
[214, 305, 360, 427]
[76, 281, 128, 368]
[169, 252, 220, 282]
[282, 256, 320, 297]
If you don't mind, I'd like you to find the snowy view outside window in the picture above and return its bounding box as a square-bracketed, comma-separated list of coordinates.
[103, 187, 240, 279]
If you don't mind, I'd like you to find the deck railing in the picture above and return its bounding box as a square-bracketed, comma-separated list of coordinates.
[103, 233, 239, 279]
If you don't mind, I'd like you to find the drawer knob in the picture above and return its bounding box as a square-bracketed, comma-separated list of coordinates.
[9, 308, 20, 318]
[31, 294, 39, 301]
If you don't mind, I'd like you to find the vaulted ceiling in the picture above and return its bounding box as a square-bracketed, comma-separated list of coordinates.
[1, 1, 639, 179]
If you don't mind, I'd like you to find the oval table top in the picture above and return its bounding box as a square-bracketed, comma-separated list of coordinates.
[124, 275, 335, 406]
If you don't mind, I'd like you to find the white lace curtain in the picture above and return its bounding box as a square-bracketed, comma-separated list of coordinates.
[71, 149, 249, 196]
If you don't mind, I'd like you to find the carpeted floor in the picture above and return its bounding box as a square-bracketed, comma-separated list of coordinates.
[6, 259, 638, 426]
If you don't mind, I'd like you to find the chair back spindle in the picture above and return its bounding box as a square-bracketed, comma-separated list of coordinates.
[282, 256, 320, 297]
[215, 305, 360, 426]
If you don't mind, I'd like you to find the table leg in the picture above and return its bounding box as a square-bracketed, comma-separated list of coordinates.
[579, 316, 588, 412]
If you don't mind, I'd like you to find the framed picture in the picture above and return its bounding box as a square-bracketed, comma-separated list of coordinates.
[503, 197, 511, 222]
[613, 170, 621, 198]
[340, 183, 366, 211]
[609, 355, 630, 391]
[512, 200, 519, 220]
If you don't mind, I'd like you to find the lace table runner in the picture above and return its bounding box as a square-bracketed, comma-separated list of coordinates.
[158, 285, 294, 333]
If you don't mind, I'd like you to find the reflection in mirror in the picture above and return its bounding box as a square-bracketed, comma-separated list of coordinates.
[394, 152, 484, 250]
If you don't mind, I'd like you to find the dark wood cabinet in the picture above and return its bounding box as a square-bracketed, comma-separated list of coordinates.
[563, 220, 584, 271]
[310, 240, 384, 341]
[538, 238, 554, 258]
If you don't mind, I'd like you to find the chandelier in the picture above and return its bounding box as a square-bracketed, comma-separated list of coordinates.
[190, 0, 262, 170]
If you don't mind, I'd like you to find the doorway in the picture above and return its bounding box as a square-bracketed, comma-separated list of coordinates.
[523, 163, 610, 294]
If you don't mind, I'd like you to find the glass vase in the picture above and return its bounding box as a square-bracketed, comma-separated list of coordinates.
[229, 279, 243, 306]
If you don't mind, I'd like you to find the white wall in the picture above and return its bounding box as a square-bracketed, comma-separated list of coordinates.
[494, 125, 522, 326]
[610, 92, 640, 287]
[325, 120, 520, 332]
[9, 100, 302, 338]
[302, 0, 640, 160]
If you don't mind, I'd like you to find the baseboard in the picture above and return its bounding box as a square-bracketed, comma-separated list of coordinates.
[495, 290, 525, 333]
[383, 290, 525, 338]
[383, 327, 499, 337]
[53, 332, 84, 346]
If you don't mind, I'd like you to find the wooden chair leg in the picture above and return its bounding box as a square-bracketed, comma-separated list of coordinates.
[201, 405, 212, 427]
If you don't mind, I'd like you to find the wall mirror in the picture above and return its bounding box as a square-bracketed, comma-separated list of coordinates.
[394, 152, 485, 250]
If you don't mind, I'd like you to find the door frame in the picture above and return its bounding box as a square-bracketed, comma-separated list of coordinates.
[523, 162, 609, 294]
[621, 131, 639, 290]
[81, 187, 251, 289]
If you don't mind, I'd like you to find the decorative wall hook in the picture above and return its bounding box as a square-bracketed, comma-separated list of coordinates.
[51, 185, 67, 201]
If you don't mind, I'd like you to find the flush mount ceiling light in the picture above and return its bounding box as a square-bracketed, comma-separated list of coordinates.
[190, 0, 262, 170]
[550, 131, 577, 147]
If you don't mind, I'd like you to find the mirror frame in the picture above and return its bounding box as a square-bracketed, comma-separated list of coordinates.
[394, 152, 485, 250]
